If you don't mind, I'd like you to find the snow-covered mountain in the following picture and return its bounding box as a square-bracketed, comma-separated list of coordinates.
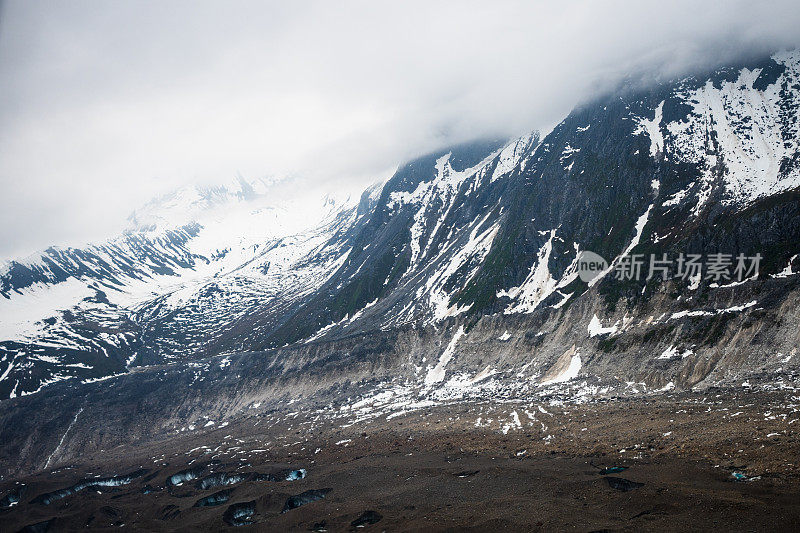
[0, 176, 375, 397]
[1, 50, 799, 404]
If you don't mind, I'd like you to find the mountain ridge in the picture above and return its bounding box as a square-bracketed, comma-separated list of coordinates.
[0, 50, 798, 406]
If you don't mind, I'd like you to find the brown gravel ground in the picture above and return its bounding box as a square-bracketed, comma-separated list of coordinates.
[2, 390, 799, 532]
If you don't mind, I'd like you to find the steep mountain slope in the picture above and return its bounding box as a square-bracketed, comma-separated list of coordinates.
[0, 178, 372, 398]
[1, 49, 799, 416]
[249, 50, 800, 354]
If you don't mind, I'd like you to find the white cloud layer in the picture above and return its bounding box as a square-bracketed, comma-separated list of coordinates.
[1, 0, 799, 258]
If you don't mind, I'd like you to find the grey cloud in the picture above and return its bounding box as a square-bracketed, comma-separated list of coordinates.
[1, 0, 799, 258]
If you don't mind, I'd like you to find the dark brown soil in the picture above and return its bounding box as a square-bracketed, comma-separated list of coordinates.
[2, 391, 799, 532]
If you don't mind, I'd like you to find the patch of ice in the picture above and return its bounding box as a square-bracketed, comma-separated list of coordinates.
[658, 346, 679, 359]
[425, 326, 465, 386]
[772, 255, 798, 279]
[588, 315, 618, 337]
[634, 101, 664, 157]
[540, 353, 582, 386]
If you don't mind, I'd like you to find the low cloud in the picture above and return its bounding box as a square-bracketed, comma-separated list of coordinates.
[1, 0, 799, 258]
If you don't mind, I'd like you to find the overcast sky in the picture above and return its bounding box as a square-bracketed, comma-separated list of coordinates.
[1, 0, 799, 259]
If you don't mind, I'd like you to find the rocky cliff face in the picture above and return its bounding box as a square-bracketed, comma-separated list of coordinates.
[1, 51, 799, 476]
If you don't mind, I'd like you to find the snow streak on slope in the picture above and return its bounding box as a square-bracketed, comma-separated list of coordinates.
[387, 135, 537, 277]
[635, 101, 664, 157]
[491, 133, 538, 182]
[390, 151, 497, 269]
[422, 212, 501, 320]
[352, 135, 539, 326]
[497, 230, 558, 314]
[588, 204, 653, 288]
[497, 231, 580, 314]
[540, 352, 582, 386]
[425, 326, 465, 386]
[660, 51, 800, 208]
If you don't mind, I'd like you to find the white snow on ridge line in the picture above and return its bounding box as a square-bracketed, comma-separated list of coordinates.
[491, 133, 537, 182]
[1, 196, 360, 386]
[394, 148, 507, 272]
[1, 185, 361, 349]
